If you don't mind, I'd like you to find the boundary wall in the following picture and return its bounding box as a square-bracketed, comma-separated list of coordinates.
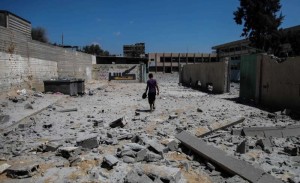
[0, 26, 94, 92]
[180, 60, 229, 93]
[240, 54, 300, 111]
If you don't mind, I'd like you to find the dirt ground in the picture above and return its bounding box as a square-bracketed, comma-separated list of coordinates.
[0, 73, 299, 183]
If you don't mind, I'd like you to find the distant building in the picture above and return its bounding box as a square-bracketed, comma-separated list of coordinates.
[123, 43, 145, 58]
[0, 10, 31, 38]
[148, 53, 217, 73]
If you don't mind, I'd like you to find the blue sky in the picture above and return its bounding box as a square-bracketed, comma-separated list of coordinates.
[1, 0, 299, 55]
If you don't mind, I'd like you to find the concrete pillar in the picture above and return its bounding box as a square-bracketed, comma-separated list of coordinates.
[201, 53, 204, 62]
[193, 53, 196, 64]
[186, 53, 188, 65]
[163, 53, 165, 73]
[178, 53, 181, 72]
[170, 53, 173, 73]
[155, 53, 157, 73]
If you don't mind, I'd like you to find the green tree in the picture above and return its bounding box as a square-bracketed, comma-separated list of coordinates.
[82, 44, 110, 56]
[233, 0, 284, 53]
[288, 30, 300, 56]
[31, 27, 49, 43]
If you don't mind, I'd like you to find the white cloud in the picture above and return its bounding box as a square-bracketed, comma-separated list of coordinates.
[113, 31, 121, 36]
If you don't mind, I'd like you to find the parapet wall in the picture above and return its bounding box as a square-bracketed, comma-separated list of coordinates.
[180, 60, 229, 93]
[0, 26, 94, 92]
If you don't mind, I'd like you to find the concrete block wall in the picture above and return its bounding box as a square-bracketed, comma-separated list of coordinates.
[180, 60, 229, 93]
[258, 55, 300, 110]
[0, 26, 94, 92]
[92, 64, 144, 82]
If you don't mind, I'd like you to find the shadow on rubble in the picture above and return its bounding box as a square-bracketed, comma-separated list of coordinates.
[136, 109, 152, 113]
[222, 97, 300, 120]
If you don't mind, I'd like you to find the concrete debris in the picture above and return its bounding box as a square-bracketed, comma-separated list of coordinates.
[147, 140, 165, 155]
[123, 143, 146, 152]
[58, 108, 78, 112]
[197, 108, 203, 112]
[195, 116, 245, 137]
[6, 162, 39, 179]
[69, 156, 84, 166]
[44, 142, 62, 152]
[56, 147, 81, 159]
[0, 163, 11, 174]
[122, 156, 135, 163]
[103, 155, 119, 167]
[140, 164, 181, 183]
[136, 149, 147, 162]
[0, 115, 10, 124]
[24, 103, 33, 109]
[76, 134, 98, 149]
[145, 151, 163, 162]
[176, 131, 283, 183]
[236, 140, 249, 154]
[284, 146, 300, 156]
[169, 114, 178, 119]
[242, 125, 300, 138]
[225, 175, 248, 183]
[109, 117, 127, 128]
[124, 169, 153, 183]
[167, 140, 179, 152]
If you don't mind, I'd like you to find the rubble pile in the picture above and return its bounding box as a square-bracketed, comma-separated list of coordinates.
[0, 74, 299, 182]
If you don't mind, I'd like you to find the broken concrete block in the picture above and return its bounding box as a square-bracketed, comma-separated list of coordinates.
[147, 140, 165, 155]
[57, 147, 81, 159]
[69, 156, 84, 166]
[44, 142, 62, 152]
[24, 103, 33, 109]
[167, 140, 178, 152]
[121, 150, 136, 158]
[76, 134, 98, 149]
[140, 164, 181, 183]
[236, 140, 249, 154]
[6, 162, 39, 179]
[59, 108, 78, 112]
[117, 133, 134, 140]
[256, 138, 274, 152]
[123, 156, 135, 164]
[145, 151, 163, 162]
[169, 114, 178, 119]
[103, 155, 119, 167]
[109, 117, 127, 128]
[131, 135, 148, 145]
[136, 149, 147, 162]
[124, 169, 153, 183]
[0, 163, 11, 174]
[226, 175, 248, 183]
[0, 115, 9, 124]
[284, 146, 300, 156]
[123, 143, 146, 152]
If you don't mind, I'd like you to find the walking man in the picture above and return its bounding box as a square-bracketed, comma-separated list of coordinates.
[145, 73, 159, 111]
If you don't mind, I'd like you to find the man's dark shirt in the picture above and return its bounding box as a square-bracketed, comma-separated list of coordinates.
[147, 79, 157, 94]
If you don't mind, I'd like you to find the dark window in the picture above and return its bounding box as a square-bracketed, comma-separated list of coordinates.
[0, 13, 7, 27]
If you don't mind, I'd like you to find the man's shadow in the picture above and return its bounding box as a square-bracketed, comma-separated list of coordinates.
[136, 109, 152, 113]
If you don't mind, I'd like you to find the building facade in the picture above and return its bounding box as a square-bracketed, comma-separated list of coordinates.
[0, 10, 31, 38]
[123, 43, 145, 58]
[148, 53, 217, 73]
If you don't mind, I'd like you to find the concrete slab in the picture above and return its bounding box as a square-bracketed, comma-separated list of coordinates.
[242, 125, 300, 138]
[176, 131, 283, 183]
[195, 116, 245, 137]
[0, 115, 9, 124]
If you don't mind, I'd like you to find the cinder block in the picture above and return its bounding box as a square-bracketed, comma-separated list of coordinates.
[76, 134, 98, 149]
